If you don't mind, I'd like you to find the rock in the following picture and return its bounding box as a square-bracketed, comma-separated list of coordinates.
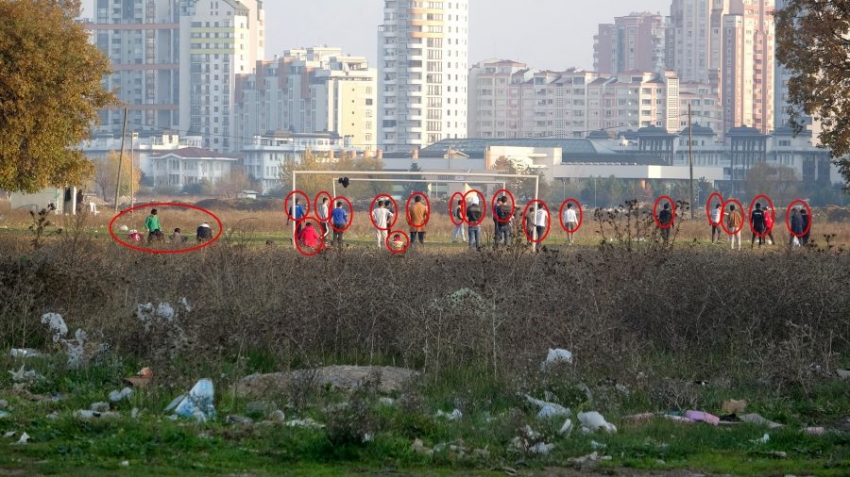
[108, 387, 133, 403]
[90, 402, 110, 413]
[412, 438, 433, 455]
[529, 442, 555, 454]
[269, 410, 285, 422]
[225, 415, 254, 425]
[237, 365, 419, 397]
[75, 410, 120, 419]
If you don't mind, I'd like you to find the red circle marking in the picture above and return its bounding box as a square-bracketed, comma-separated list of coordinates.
[521, 200, 551, 243]
[369, 194, 398, 231]
[284, 190, 310, 222]
[293, 217, 325, 257]
[405, 192, 431, 229]
[705, 192, 724, 226]
[109, 202, 223, 254]
[462, 189, 487, 227]
[491, 189, 516, 225]
[653, 196, 676, 229]
[558, 198, 583, 233]
[385, 230, 411, 254]
[314, 191, 331, 221]
[448, 192, 465, 227]
[785, 199, 813, 238]
[720, 199, 745, 235]
[328, 196, 354, 233]
[748, 194, 775, 238]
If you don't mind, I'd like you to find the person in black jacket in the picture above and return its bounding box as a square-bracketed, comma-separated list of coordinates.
[800, 208, 810, 245]
[196, 222, 213, 243]
[466, 195, 483, 250]
[750, 203, 766, 248]
[790, 208, 804, 247]
[658, 203, 673, 243]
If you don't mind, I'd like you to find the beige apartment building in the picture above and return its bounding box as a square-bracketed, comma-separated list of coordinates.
[594, 12, 668, 76]
[235, 47, 377, 151]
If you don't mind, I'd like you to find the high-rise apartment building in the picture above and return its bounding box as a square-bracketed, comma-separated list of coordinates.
[722, 0, 774, 134]
[235, 47, 377, 150]
[179, 0, 264, 152]
[669, 0, 730, 85]
[89, 0, 181, 135]
[594, 12, 667, 76]
[378, 0, 469, 152]
[468, 60, 683, 139]
[773, 0, 795, 129]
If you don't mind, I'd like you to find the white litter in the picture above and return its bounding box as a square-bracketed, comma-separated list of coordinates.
[591, 440, 607, 450]
[10, 348, 42, 358]
[41, 313, 68, 343]
[529, 442, 555, 454]
[751, 433, 770, 444]
[578, 411, 617, 433]
[837, 369, 850, 379]
[541, 348, 573, 370]
[3, 431, 15, 439]
[90, 402, 110, 413]
[435, 409, 463, 420]
[109, 387, 134, 403]
[524, 394, 571, 419]
[172, 379, 216, 422]
[285, 418, 324, 429]
[558, 418, 574, 435]
[14, 433, 29, 445]
[8, 365, 45, 383]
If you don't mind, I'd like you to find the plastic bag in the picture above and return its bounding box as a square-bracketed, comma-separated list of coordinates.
[171, 379, 216, 422]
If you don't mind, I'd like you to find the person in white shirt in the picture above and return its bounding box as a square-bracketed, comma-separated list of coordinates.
[533, 204, 549, 251]
[318, 197, 330, 244]
[710, 203, 724, 244]
[563, 203, 579, 245]
[371, 200, 394, 248]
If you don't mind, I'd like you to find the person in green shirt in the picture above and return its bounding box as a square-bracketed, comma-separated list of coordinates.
[145, 208, 162, 243]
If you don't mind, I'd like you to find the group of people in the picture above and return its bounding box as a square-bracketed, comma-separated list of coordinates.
[706, 202, 810, 250]
[125, 208, 213, 246]
[289, 197, 350, 249]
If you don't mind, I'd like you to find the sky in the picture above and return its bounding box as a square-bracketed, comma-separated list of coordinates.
[82, 0, 671, 70]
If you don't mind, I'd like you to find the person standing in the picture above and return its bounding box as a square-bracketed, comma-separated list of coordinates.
[524, 206, 535, 245]
[371, 200, 394, 249]
[750, 202, 766, 248]
[466, 195, 482, 250]
[408, 195, 428, 246]
[331, 201, 348, 246]
[727, 204, 743, 250]
[318, 197, 330, 244]
[564, 202, 579, 245]
[533, 204, 549, 251]
[145, 208, 162, 243]
[763, 206, 775, 245]
[800, 208, 811, 245]
[452, 199, 466, 243]
[495, 196, 513, 248]
[287, 198, 306, 235]
[658, 203, 673, 243]
[710, 203, 723, 244]
[790, 207, 804, 247]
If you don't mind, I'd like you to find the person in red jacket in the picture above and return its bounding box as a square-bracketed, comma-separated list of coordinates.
[298, 222, 321, 249]
[763, 206, 775, 245]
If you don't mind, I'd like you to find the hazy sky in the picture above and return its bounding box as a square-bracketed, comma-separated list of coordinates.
[82, 0, 671, 70]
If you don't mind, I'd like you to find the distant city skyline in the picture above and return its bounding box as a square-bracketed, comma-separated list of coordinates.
[81, 0, 670, 70]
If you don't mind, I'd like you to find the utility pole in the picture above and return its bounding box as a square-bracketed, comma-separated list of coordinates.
[688, 104, 694, 219]
[114, 108, 128, 213]
[130, 131, 136, 211]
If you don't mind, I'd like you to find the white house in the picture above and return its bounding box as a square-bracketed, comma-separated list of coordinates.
[150, 147, 240, 187]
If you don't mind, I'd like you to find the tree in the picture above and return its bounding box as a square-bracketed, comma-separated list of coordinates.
[0, 0, 116, 192]
[775, 1, 850, 184]
[216, 167, 253, 198]
[279, 149, 334, 198]
[744, 162, 799, 204]
[91, 151, 141, 201]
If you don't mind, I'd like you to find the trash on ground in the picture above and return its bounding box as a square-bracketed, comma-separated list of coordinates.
[171, 379, 216, 422]
[625, 412, 655, 421]
[9, 365, 45, 384]
[269, 410, 285, 422]
[378, 397, 395, 406]
[435, 409, 463, 420]
[739, 413, 784, 429]
[225, 415, 254, 425]
[0, 399, 7, 409]
[590, 440, 606, 450]
[64, 329, 88, 369]
[529, 442, 555, 454]
[685, 410, 720, 425]
[559, 418, 573, 435]
[131, 408, 140, 419]
[662, 414, 695, 424]
[804, 427, 825, 435]
[14, 433, 29, 445]
[41, 313, 68, 343]
[108, 387, 133, 403]
[837, 369, 850, 380]
[412, 438, 434, 455]
[10, 348, 42, 359]
[120, 460, 130, 467]
[285, 418, 324, 429]
[578, 411, 617, 433]
[722, 399, 748, 415]
[0, 410, 9, 419]
[751, 433, 770, 444]
[46, 412, 58, 420]
[3, 431, 15, 439]
[767, 451, 787, 458]
[524, 394, 571, 419]
[74, 410, 120, 419]
[541, 348, 573, 370]
[123, 367, 153, 388]
[90, 402, 110, 413]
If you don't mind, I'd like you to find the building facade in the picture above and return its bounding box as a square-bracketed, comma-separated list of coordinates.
[594, 12, 667, 76]
[150, 147, 240, 187]
[235, 47, 377, 152]
[378, 0, 469, 152]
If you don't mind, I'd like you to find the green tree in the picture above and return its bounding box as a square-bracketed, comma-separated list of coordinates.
[744, 162, 799, 204]
[0, 0, 116, 192]
[775, 1, 850, 184]
[401, 162, 425, 198]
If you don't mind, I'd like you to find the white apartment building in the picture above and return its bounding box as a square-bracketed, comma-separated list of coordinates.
[678, 82, 723, 137]
[235, 47, 377, 152]
[178, 0, 264, 152]
[669, 0, 731, 85]
[150, 147, 240, 187]
[378, 0, 469, 152]
[81, 132, 203, 179]
[240, 131, 364, 193]
[469, 61, 682, 139]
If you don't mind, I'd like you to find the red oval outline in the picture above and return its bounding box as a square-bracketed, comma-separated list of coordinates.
[314, 191, 332, 222]
[369, 194, 399, 231]
[558, 198, 583, 233]
[721, 199, 745, 235]
[328, 196, 354, 233]
[705, 192, 724, 226]
[448, 192, 465, 227]
[748, 194, 775, 238]
[653, 196, 676, 229]
[294, 217, 326, 257]
[405, 192, 431, 229]
[284, 190, 310, 222]
[463, 189, 487, 227]
[521, 200, 551, 243]
[109, 202, 223, 254]
[785, 199, 813, 238]
[490, 189, 516, 225]
[385, 230, 411, 254]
